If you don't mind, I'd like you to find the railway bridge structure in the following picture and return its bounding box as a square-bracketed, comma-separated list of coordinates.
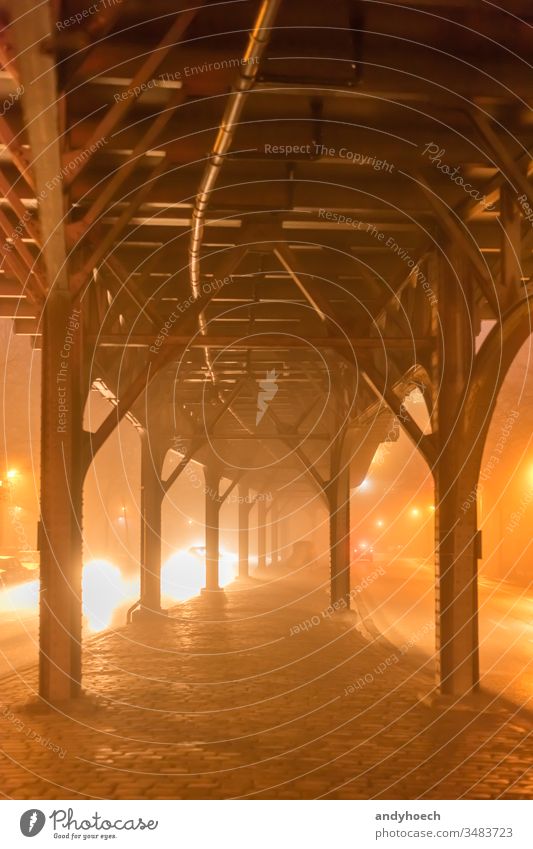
[0, 0, 531, 706]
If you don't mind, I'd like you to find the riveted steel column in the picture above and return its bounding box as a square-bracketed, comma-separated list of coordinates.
[238, 484, 250, 578]
[39, 291, 84, 702]
[432, 248, 479, 696]
[257, 498, 267, 569]
[139, 432, 165, 615]
[270, 500, 279, 566]
[327, 466, 351, 607]
[204, 467, 221, 592]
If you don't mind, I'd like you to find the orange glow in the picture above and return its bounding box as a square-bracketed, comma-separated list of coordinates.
[162, 548, 237, 602]
[82, 559, 136, 632]
[0, 578, 39, 615]
[0, 552, 240, 636]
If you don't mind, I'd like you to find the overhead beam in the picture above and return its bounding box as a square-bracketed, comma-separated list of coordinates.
[90, 333, 432, 351]
[470, 111, 533, 213]
[0, 115, 34, 190]
[63, 7, 203, 185]
[415, 172, 498, 315]
[0, 168, 40, 244]
[68, 89, 185, 242]
[273, 246, 331, 322]
[7, 0, 67, 294]
[499, 184, 522, 310]
[362, 366, 437, 467]
[73, 156, 168, 295]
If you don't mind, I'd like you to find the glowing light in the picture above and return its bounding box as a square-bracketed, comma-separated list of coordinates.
[162, 549, 204, 601]
[0, 578, 39, 614]
[6, 469, 18, 480]
[428, 505, 436, 512]
[162, 547, 237, 602]
[411, 507, 421, 518]
[358, 479, 370, 492]
[82, 559, 132, 633]
[220, 548, 238, 567]
[376, 519, 384, 528]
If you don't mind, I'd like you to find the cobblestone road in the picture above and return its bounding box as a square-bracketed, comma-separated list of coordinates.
[1, 569, 532, 799]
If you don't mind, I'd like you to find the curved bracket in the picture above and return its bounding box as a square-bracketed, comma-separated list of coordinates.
[457, 294, 532, 480]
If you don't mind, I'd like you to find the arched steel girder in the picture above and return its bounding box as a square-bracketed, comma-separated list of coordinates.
[457, 294, 533, 482]
[354, 295, 533, 481]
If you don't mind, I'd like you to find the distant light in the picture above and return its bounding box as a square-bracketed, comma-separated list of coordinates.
[82, 559, 129, 632]
[376, 519, 384, 528]
[0, 578, 39, 612]
[220, 548, 238, 565]
[407, 387, 424, 405]
[117, 516, 126, 525]
[162, 547, 237, 601]
[188, 519, 193, 526]
[6, 469, 18, 480]
[411, 507, 421, 518]
[359, 541, 368, 549]
[358, 479, 370, 491]
[428, 505, 435, 512]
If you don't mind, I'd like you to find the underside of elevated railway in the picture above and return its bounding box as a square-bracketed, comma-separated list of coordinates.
[0, 0, 532, 802]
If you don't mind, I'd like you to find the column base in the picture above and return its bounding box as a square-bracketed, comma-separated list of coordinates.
[418, 686, 484, 711]
[130, 606, 169, 623]
[24, 689, 96, 712]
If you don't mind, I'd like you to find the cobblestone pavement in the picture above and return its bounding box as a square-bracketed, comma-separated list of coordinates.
[1, 568, 532, 799]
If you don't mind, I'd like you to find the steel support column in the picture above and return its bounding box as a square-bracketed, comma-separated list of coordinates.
[432, 249, 479, 696]
[270, 501, 279, 566]
[434, 464, 480, 696]
[238, 485, 251, 578]
[278, 501, 288, 564]
[327, 466, 351, 607]
[39, 291, 84, 702]
[139, 433, 165, 615]
[204, 467, 221, 592]
[257, 498, 267, 570]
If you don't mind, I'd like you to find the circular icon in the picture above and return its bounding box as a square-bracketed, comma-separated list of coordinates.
[20, 810, 46, 837]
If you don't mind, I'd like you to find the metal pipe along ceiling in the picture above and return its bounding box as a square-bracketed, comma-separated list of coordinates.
[189, 0, 283, 298]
